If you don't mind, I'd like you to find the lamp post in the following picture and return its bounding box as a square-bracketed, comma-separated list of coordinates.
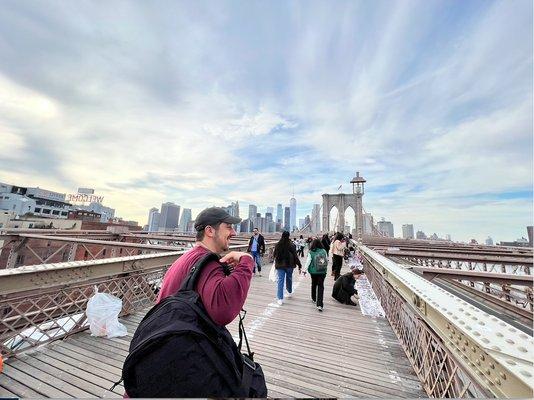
[350, 172, 366, 240]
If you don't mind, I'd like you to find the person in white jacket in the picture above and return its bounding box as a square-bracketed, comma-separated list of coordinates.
[331, 232, 346, 280]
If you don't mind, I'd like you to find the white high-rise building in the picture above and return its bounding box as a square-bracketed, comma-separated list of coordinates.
[311, 204, 321, 232]
[402, 224, 414, 239]
[179, 208, 192, 232]
[266, 206, 274, 217]
[290, 197, 297, 231]
[147, 207, 160, 232]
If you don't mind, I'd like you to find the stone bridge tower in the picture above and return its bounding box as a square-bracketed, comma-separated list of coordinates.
[322, 172, 366, 238]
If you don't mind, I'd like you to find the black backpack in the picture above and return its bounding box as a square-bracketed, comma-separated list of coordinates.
[116, 252, 268, 398]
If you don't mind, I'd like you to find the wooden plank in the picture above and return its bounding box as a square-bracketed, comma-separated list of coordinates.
[48, 341, 123, 375]
[0, 382, 18, 398]
[0, 373, 43, 398]
[15, 355, 116, 398]
[1, 363, 71, 398]
[30, 349, 124, 394]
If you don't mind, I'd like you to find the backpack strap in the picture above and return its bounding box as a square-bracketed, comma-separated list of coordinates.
[178, 252, 221, 293]
[238, 309, 256, 395]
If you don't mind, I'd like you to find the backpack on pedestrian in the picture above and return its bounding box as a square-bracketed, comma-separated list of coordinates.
[309, 248, 328, 274]
[117, 252, 267, 398]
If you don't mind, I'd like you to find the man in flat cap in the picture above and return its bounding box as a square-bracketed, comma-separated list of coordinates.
[157, 207, 254, 326]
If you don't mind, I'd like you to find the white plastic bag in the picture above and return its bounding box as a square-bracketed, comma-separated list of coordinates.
[268, 261, 278, 282]
[86, 286, 128, 338]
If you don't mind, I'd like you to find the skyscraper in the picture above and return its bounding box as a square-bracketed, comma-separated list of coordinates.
[289, 196, 296, 232]
[224, 201, 239, 218]
[311, 204, 321, 232]
[275, 204, 284, 223]
[248, 204, 257, 219]
[416, 230, 426, 239]
[147, 207, 160, 232]
[179, 208, 192, 232]
[402, 224, 414, 239]
[284, 207, 290, 231]
[377, 218, 394, 238]
[276, 204, 283, 224]
[160, 202, 180, 231]
[362, 213, 374, 235]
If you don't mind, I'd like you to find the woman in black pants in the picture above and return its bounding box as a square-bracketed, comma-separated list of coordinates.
[331, 232, 345, 280]
[305, 239, 328, 311]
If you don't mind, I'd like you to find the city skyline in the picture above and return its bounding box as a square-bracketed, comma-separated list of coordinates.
[0, 1, 531, 242]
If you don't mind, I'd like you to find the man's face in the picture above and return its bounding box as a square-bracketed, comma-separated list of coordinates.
[213, 222, 236, 252]
[253, 229, 258, 236]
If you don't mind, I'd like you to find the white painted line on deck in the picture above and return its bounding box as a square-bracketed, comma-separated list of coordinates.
[234, 273, 305, 342]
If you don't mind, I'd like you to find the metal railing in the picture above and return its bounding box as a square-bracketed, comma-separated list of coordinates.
[0, 243, 275, 358]
[359, 245, 534, 398]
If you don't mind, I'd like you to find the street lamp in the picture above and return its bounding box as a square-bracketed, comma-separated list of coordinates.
[350, 171, 366, 195]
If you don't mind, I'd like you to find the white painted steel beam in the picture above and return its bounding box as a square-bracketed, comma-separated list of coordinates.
[359, 245, 534, 398]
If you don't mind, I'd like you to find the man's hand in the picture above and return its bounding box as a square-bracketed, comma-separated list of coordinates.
[220, 251, 252, 268]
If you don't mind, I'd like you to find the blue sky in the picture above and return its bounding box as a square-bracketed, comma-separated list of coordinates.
[0, 0, 532, 242]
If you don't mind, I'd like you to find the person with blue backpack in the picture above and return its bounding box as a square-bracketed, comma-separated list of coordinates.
[305, 238, 329, 311]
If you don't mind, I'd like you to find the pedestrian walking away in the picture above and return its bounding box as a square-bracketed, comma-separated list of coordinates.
[331, 232, 346, 280]
[122, 207, 267, 398]
[305, 238, 328, 312]
[297, 235, 305, 258]
[321, 233, 331, 255]
[273, 231, 302, 305]
[332, 265, 364, 306]
[247, 228, 265, 276]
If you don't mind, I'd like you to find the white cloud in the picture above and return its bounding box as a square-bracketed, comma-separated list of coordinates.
[0, 0, 531, 242]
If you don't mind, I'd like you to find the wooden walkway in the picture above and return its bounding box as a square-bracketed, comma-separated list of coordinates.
[0, 263, 426, 398]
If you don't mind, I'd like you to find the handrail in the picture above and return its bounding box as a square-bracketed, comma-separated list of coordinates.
[358, 244, 533, 398]
[0, 242, 276, 358]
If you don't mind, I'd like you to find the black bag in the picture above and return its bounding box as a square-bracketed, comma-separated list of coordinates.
[116, 252, 268, 398]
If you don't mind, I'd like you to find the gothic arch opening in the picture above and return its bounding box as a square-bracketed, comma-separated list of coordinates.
[344, 205, 355, 234]
[329, 206, 338, 233]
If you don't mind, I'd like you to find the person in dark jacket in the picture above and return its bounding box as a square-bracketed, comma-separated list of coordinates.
[332, 266, 364, 306]
[247, 228, 265, 276]
[305, 238, 328, 311]
[273, 231, 302, 305]
[321, 233, 331, 254]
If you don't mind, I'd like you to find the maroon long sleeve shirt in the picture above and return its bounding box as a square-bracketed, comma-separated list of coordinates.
[156, 245, 254, 326]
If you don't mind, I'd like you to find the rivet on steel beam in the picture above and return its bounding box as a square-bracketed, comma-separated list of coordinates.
[476, 360, 481, 366]
[471, 346, 477, 353]
[485, 368, 491, 375]
[518, 346, 528, 353]
[495, 379, 501, 386]
[505, 339, 514, 344]
[496, 332, 504, 337]
[500, 372, 507, 380]
[489, 363, 495, 369]
[481, 355, 486, 361]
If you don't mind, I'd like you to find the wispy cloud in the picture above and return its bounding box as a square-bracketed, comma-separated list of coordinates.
[0, 0, 531, 242]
